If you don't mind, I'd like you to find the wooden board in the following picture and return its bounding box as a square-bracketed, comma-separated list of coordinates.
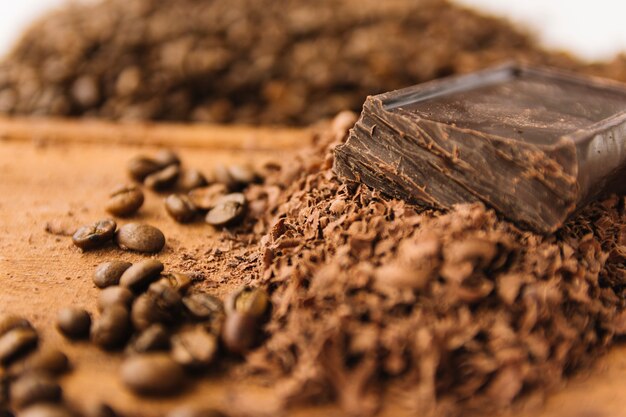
[0, 116, 625, 417]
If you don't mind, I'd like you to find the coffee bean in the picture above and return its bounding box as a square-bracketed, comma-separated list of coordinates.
[177, 169, 208, 191]
[97, 286, 134, 311]
[105, 185, 144, 217]
[131, 283, 182, 330]
[72, 219, 117, 250]
[155, 272, 192, 295]
[130, 324, 170, 353]
[93, 261, 132, 289]
[227, 287, 269, 319]
[0, 315, 31, 337]
[205, 193, 247, 227]
[120, 354, 186, 396]
[221, 312, 259, 355]
[91, 306, 131, 350]
[153, 150, 181, 168]
[17, 404, 74, 417]
[165, 194, 197, 223]
[0, 328, 38, 364]
[144, 165, 180, 191]
[171, 326, 217, 370]
[127, 156, 161, 182]
[182, 293, 223, 321]
[116, 223, 165, 253]
[119, 259, 164, 292]
[10, 373, 62, 409]
[167, 407, 227, 417]
[188, 184, 228, 210]
[214, 164, 257, 190]
[83, 403, 117, 417]
[11, 349, 69, 377]
[56, 308, 91, 340]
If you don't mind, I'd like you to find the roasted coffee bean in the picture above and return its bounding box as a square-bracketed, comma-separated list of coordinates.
[226, 287, 269, 319]
[90, 306, 131, 350]
[18, 404, 74, 417]
[127, 156, 161, 182]
[0, 315, 31, 337]
[130, 324, 170, 353]
[72, 219, 117, 250]
[155, 272, 192, 295]
[182, 293, 223, 321]
[214, 164, 257, 190]
[144, 165, 180, 191]
[205, 193, 247, 227]
[11, 349, 69, 377]
[0, 327, 38, 364]
[171, 326, 217, 370]
[131, 283, 182, 330]
[221, 312, 259, 355]
[165, 194, 197, 223]
[188, 184, 228, 210]
[177, 169, 208, 191]
[120, 354, 186, 396]
[167, 407, 227, 417]
[56, 308, 91, 340]
[93, 261, 132, 289]
[119, 259, 164, 292]
[10, 373, 62, 409]
[153, 150, 181, 168]
[97, 286, 134, 311]
[116, 223, 165, 253]
[105, 185, 144, 217]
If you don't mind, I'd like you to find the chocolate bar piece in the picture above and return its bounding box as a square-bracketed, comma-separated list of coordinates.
[334, 63, 626, 233]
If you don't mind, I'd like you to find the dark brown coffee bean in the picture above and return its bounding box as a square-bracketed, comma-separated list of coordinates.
[226, 287, 269, 319]
[171, 326, 217, 370]
[116, 223, 165, 253]
[91, 306, 131, 350]
[153, 150, 181, 168]
[221, 313, 259, 355]
[165, 194, 197, 223]
[0, 315, 31, 337]
[0, 328, 38, 364]
[131, 283, 182, 330]
[205, 193, 246, 227]
[127, 156, 161, 182]
[177, 169, 208, 191]
[144, 165, 180, 191]
[129, 324, 170, 353]
[119, 259, 164, 292]
[56, 308, 91, 340]
[97, 286, 134, 311]
[17, 404, 74, 417]
[93, 261, 132, 289]
[155, 272, 192, 295]
[120, 354, 186, 396]
[182, 293, 223, 321]
[167, 407, 227, 417]
[105, 185, 144, 217]
[214, 164, 257, 190]
[10, 373, 62, 409]
[11, 349, 69, 377]
[188, 184, 228, 210]
[72, 219, 117, 250]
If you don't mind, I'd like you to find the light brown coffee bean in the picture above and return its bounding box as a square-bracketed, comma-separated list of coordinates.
[90, 306, 131, 350]
[129, 324, 170, 353]
[144, 165, 180, 191]
[171, 326, 217, 370]
[205, 193, 246, 227]
[0, 327, 38, 364]
[120, 354, 186, 396]
[165, 194, 197, 223]
[93, 261, 132, 289]
[56, 308, 91, 340]
[167, 407, 227, 417]
[11, 349, 69, 377]
[0, 315, 31, 337]
[119, 260, 164, 292]
[116, 223, 165, 253]
[11, 373, 62, 410]
[177, 169, 208, 191]
[226, 287, 269, 318]
[105, 185, 144, 217]
[153, 150, 181, 168]
[72, 219, 117, 250]
[127, 156, 161, 182]
[17, 404, 74, 417]
[97, 286, 134, 311]
[187, 184, 228, 210]
[155, 272, 192, 295]
[221, 312, 259, 355]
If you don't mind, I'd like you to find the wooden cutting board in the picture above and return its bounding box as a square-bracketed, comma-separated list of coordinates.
[0, 116, 625, 417]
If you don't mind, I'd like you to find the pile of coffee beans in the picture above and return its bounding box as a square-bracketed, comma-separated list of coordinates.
[0, 315, 74, 416]
[71, 219, 165, 254]
[54, 260, 270, 398]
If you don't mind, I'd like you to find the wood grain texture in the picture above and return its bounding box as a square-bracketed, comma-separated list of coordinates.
[0, 117, 625, 417]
